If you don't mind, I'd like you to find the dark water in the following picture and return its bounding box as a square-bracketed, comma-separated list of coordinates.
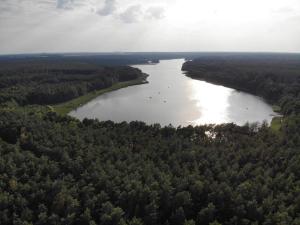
[69, 59, 277, 126]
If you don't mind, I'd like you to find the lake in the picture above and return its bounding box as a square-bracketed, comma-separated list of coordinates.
[69, 59, 277, 126]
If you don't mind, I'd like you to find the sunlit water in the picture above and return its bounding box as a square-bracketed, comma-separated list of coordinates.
[69, 59, 277, 126]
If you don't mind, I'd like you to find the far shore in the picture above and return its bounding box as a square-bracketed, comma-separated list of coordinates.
[53, 74, 148, 115]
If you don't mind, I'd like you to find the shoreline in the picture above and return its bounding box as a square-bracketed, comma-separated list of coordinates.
[183, 71, 284, 131]
[52, 74, 148, 115]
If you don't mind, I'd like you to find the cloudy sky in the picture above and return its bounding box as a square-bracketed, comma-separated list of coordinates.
[0, 0, 299, 54]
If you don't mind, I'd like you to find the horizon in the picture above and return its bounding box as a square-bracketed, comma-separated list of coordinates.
[1, 51, 300, 57]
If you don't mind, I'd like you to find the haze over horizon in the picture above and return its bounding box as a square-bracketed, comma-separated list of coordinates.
[1, 0, 300, 54]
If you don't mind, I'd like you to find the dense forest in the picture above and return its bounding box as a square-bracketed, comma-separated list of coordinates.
[0, 61, 145, 105]
[182, 54, 300, 116]
[0, 53, 300, 225]
[0, 110, 300, 225]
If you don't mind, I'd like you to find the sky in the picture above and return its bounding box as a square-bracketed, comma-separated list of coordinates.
[0, 0, 299, 54]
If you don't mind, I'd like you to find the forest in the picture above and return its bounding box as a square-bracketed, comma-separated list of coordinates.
[0, 60, 145, 105]
[0, 110, 300, 225]
[0, 53, 300, 225]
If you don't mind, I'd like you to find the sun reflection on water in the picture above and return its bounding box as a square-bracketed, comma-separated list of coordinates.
[187, 80, 233, 125]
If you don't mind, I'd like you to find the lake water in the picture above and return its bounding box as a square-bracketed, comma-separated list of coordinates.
[69, 59, 277, 126]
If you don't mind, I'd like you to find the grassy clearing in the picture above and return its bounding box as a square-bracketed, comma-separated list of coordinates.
[270, 105, 283, 132]
[53, 77, 148, 115]
[1, 101, 51, 116]
[271, 116, 283, 132]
